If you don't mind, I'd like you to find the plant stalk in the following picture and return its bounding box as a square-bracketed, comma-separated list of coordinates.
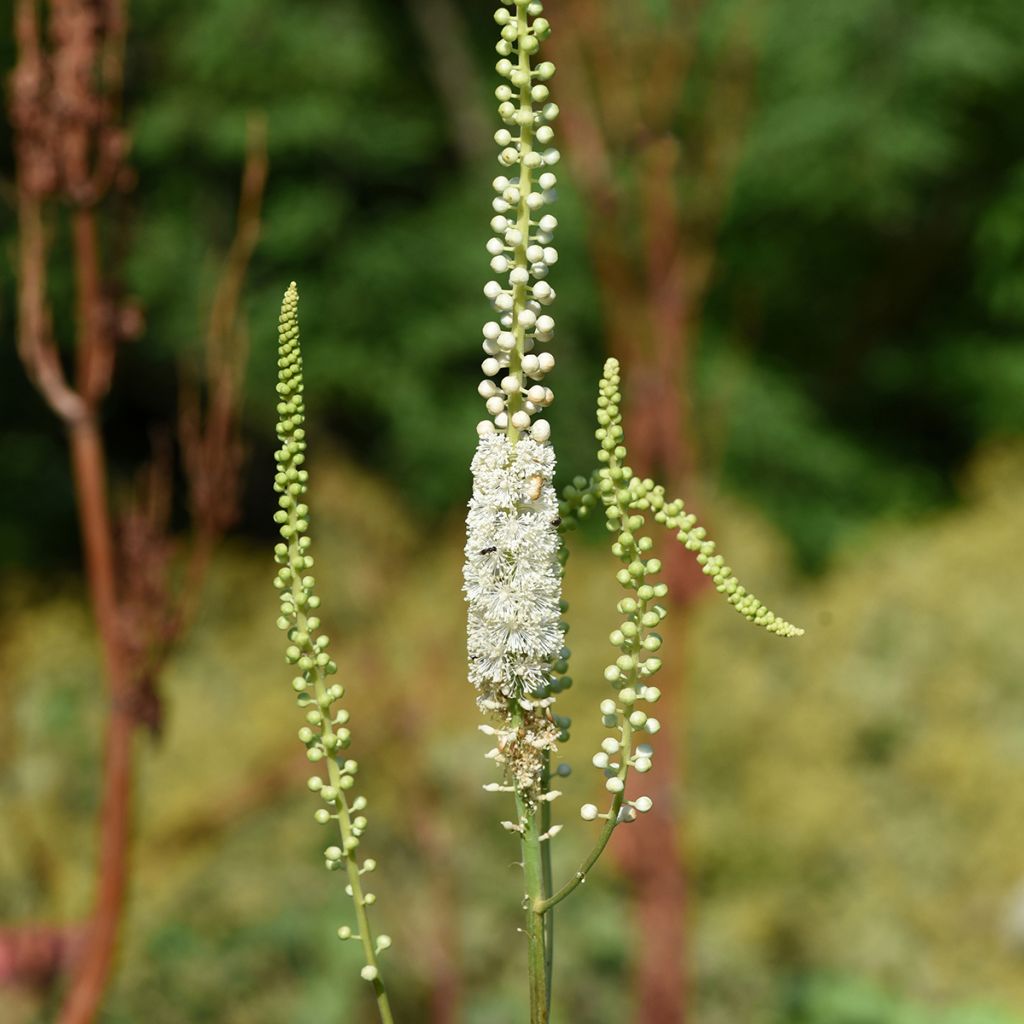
[512, 705, 549, 1024]
[286, 498, 395, 1024]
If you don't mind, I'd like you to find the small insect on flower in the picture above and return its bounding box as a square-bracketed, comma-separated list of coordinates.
[527, 474, 543, 501]
[480, 546, 498, 555]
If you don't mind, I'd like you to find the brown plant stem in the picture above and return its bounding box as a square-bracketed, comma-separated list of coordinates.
[10, 7, 266, 1015]
[549, 3, 762, 1020]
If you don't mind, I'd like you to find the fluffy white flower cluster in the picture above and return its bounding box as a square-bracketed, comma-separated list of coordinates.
[464, 433, 563, 703]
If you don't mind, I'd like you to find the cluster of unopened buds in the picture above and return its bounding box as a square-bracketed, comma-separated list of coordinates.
[477, 1, 560, 445]
[272, 284, 393, 1002]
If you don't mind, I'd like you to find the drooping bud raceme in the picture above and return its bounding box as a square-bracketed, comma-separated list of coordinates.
[571, 359, 803, 826]
[465, 2, 564, 796]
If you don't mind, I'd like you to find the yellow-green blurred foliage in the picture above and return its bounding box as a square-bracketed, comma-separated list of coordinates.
[2, 444, 1023, 1023]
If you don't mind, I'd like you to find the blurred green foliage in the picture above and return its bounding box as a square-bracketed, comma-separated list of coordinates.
[2, 0, 1024, 567]
[3, 446, 1024, 1022]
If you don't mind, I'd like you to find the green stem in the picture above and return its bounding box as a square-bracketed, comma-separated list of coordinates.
[536, 720, 633, 914]
[287, 524, 395, 1024]
[540, 753, 554, 1012]
[320, 683, 396, 1024]
[513, 705, 549, 1024]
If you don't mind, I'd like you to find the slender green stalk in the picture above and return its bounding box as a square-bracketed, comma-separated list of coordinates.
[539, 751, 554, 1011]
[513, 707, 549, 1024]
[537, 719, 634, 914]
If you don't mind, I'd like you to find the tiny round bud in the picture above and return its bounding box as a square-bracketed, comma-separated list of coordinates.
[361, 965, 379, 982]
[606, 777, 625, 794]
[634, 796, 654, 813]
[531, 419, 551, 442]
[581, 803, 600, 821]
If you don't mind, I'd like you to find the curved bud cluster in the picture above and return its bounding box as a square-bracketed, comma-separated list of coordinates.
[464, 433, 563, 705]
[272, 284, 393, 1003]
[593, 359, 804, 637]
[476, 1, 560, 444]
[572, 360, 803, 825]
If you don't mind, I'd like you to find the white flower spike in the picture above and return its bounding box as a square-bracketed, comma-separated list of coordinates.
[464, 433, 562, 705]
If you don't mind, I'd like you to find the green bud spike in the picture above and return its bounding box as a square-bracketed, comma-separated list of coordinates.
[271, 284, 394, 1018]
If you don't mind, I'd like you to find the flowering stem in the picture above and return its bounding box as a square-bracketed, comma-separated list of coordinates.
[513, 704, 550, 1024]
[539, 751, 554, 1010]
[284, 483, 395, 1024]
[314, 673, 395, 1024]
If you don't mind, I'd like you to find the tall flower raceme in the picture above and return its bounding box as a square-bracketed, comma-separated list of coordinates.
[463, 4, 804, 1022]
[464, 0, 567, 803]
[272, 284, 395, 1024]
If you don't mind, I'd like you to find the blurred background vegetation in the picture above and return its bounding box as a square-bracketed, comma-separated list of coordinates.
[2, 0, 1024, 1021]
